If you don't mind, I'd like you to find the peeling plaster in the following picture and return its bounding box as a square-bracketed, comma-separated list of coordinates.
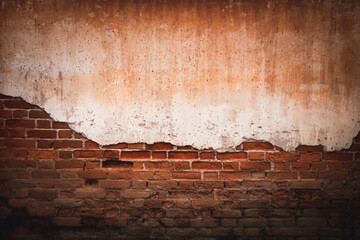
[0, 0, 359, 151]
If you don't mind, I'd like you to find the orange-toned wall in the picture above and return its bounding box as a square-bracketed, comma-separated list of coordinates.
[1, 0, 359, 151]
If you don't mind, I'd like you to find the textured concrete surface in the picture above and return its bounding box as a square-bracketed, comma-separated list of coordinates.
[0, 0, 359, 151]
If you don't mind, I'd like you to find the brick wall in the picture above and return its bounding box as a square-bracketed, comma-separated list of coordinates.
[0, 93, 359, 239]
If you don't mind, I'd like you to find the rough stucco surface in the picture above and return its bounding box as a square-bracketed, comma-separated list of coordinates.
[0, 0, 359, 151]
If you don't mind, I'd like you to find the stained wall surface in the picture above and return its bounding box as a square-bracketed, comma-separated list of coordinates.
[0, 0, 359, 151]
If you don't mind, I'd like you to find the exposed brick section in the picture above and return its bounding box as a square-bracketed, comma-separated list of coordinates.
[242, 141, 274, 150]
[0, 94, 359, 239]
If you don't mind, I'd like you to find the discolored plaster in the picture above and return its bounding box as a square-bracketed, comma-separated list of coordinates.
[0, 0, 359, 151]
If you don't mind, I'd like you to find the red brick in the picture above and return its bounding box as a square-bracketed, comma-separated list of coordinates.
[13, 110, 28, 118]
[5, 160, 36, 168]
[107, 170, 154, 180]
[243, 142, 274, 150]
[249, 152, 265, 160]
[194, 181, 224, 189]
[267, 172, 297, 179]
[73, 150, 103, 158]
[52, 122, 70, 129]
[175, 162, 190, 170]
[192, 200, 220, 208]
[53, 140, 83, 149]
[29, 189, 58, 200]
[146, 142, 174, 150]
[4, 100, 34, 109]
[74, 133, 85, 139]
[127, 143, 144, 149]
[217, 152, 247, 160]
[77, 170, 107, 179]
[6, 119, 35, 128]
[0, 110, 12, 118]
[37, 140, 53, 148]
[266, 152, 297, 161]
[292, 162, 310, 170]
[100, 180, 131, 189]
[178, 181, 194, 189]
[102, 160, 133, 168]
[274, 162, 290, 171]
[29, 110, 50, 119]
[318, 171, 349, 179]
[348, 143, 360, 151]
[36, 120, 51, 128]
[223, 162, 239, 170]
[55, 160, 84, 169]
[168, 151, 198, 160]
[290, 181, 321, 189]
[54, 217, 81, 227]
[172, 172, 201, 179]
[29, 150, 57, 159]
[103, 143, 128, 149]
[299, 171, 316, 179]
[31, 170, 60, 179]
[0, 129, 8, 138]
[155, 171, 171, 179]
[121, 151, 150, 159]
[104, 150, 119, 159]
[220, 171, 250, 180]
[58, 130, 72, 138]
[147, 180, 177, 189]
[27, 130, 56, 138]
[300, 153, 321, 162]
[85, 140, 99, 149]
[240, 161, 270, 170]
[328, 161, 344, 171]
[145, 161, 174, 170]
[152, 151, 167, 159]
[200, 152, 215, 159]
[192, 161, 222, 170]
[323, 152, 353, 161]
[85, 161, 100, 169]
[10, 149, 28, 158]
[8, 128, 25, 137]
[296, 145, 324, 152]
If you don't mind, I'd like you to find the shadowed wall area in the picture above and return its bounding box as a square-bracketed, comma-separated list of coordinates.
[0, 94, 359, 239]
[0, 0, 360, 239]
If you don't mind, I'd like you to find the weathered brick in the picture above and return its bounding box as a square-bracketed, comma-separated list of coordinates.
[267, 152, 297, 161]
[267, 172, 298, 179]
[299, 153, 321, 162]
[55, 160, 84, 169]
[240, 161, 271, 170]
[243, 142, 274, 150]
[13, 110, 28, 118]
[175, 161, 190, 170]
[6, 119, 35, 128]
[218, 152, 247, 160]
[223, 162, 239, 170]
[29, 189, 58, 200]
[27, 129, 56, 138]
[121, 151, 150, 159]
[296, 145, 324, 152]
[323, 152, 353, 161]
[52, 122, 70, 129]
[145, 161, 174, 170]
[36, 120, 52, 129]
[146, 142, 174, 150]
[58, 130, 72, 138]
[200, 152, 216, 159]
[192, 161, 222, 170]
[0, 110, 12, 118]
[31, 170, 60, 179]
[77, 170, 107, 179]
[29, 110, 50, 119]
[249, 152, 265, 160]
[152, 151, 167, 160]
[220, 171, 250, 180]
[4, 100, 34, 109]
[29, 150, 57, 159]
[53, 140, 83, 149]
[172, 172, 201, 179]
[73, 150, 103, 158]
[168, 151, 198, 160]
[99, 180, 131, 189]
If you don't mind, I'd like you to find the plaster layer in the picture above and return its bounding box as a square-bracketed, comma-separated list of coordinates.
[0, 0, 359, 151]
